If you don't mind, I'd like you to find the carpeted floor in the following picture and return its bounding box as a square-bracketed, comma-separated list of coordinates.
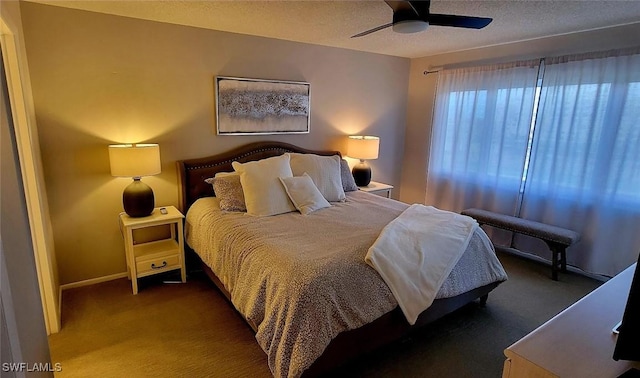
[49, 250, 602, 377]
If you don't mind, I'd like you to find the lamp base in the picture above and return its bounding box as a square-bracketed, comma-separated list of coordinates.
[123, 178, 155, 217]
[352, 161, 372, 187]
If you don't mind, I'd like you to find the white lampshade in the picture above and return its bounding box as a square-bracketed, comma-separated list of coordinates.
[347, 136, 380, 160]
[109, 144, 161, 177]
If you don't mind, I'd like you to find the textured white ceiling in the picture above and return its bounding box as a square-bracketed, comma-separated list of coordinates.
[27, 0, 640, 58]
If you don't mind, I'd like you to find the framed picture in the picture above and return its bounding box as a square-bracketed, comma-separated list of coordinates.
[215, 76, 311, 135]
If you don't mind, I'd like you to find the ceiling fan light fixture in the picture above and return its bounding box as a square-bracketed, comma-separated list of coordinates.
[392, 19, 428, 34]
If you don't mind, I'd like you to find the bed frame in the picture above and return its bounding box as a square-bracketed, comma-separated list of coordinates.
[176, 141, 501, 377]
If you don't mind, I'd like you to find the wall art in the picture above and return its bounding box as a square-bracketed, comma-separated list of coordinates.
[215, 76, 310, 135]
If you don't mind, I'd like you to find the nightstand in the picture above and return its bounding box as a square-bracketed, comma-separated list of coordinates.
[358, 181, 394, 198]
[119, 206, 186, 294]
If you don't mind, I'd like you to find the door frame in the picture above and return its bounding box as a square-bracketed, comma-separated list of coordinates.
[1, 16, 60, 334]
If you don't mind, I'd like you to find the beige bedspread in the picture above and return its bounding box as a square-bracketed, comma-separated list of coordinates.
[185, 191, 507, 378]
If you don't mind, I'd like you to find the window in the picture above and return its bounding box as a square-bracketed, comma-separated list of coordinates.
[427, 62, 538, 217]
[428, 51, 640, 276]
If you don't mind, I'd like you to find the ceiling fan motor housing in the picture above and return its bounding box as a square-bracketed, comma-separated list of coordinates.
[392, 9, 429, 33]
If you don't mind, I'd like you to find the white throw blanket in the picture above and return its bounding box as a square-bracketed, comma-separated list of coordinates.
[365, 204, 479, 325]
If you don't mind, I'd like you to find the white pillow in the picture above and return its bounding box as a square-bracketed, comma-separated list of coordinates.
[232, 155, 296, 216]
[288, 153, 346, 202]
[279, 174, 331, 215]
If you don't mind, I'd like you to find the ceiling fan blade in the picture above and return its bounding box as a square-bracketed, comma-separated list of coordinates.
[384, 0, 416, 14]
[429, 14, 493, 29]
[407, 0, 431, 18]
[351, 23, 394, 38]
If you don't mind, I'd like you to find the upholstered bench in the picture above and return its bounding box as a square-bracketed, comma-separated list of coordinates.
[461, 208, 581, 280]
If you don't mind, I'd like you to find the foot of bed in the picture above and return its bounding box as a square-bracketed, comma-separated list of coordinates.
[479, 294, 489, 307]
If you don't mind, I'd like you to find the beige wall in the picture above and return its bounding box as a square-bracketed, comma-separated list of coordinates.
[20, 2, 410, 284]
[399, 22, 640, 205]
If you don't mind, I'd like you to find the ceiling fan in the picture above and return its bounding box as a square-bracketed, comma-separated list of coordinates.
[352, 0, 493, 38]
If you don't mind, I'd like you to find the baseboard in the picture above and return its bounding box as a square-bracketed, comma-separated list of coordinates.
[60, 272, 128, 291]
[495, 246, 608, 282]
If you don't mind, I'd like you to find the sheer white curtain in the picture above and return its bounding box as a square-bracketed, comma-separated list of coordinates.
[426, 62, 539, 245]
[518, 52, 640, 276]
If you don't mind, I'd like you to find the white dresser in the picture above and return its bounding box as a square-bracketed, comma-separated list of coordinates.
[503, 264, 640, 378]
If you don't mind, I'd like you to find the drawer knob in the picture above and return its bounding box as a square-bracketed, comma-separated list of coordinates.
[151, 261, 167, 270]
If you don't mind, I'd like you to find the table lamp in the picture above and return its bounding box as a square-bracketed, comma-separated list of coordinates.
[109, 144, 161, 217]
[347, 135, 379, 186]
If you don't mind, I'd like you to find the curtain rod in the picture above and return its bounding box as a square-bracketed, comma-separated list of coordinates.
[422, 45, 640, 76]
[423, 68, 441, 75]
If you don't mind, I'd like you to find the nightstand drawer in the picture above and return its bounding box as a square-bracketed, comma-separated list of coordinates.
[136, 254, 180, 276]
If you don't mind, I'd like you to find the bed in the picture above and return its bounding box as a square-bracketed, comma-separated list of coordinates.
[177, 141, 507, 377]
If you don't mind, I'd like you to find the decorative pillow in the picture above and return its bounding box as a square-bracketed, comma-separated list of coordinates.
[339, 159, 358, 192]
[204, 172, 246, 212]
[288, 153, 346, 202]
[232, 154, 296, 217]
[279, 174, 331, 215]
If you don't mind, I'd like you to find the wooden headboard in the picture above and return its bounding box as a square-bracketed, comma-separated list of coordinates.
[176, 141, 341, 213]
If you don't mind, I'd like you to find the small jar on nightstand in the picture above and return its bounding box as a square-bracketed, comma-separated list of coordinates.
[119, 206, 186, 294]
[358, 181, 394, 198]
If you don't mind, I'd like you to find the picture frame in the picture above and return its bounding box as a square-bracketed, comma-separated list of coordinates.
[215, 76, 311, 135]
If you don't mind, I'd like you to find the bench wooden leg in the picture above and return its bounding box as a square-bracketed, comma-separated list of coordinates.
[544, 241, 567, 281]
[479, 294, 489, 307]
